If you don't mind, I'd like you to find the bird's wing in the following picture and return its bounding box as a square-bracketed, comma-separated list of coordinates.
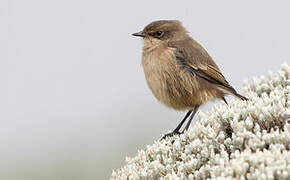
[169, 39, 238, 94]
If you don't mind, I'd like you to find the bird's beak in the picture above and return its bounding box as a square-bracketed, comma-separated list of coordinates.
[132, 31, 147, 37]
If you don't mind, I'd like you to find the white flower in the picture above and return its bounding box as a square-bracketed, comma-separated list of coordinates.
[111, 64, 290, 180]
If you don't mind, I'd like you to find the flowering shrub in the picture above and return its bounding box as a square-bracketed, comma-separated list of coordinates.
[111, 64, 290, 180]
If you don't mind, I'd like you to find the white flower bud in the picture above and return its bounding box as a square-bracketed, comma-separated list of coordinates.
[111, 64, 290, 180]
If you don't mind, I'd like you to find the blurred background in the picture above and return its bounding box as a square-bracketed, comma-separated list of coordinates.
[1, 0, 290, 179]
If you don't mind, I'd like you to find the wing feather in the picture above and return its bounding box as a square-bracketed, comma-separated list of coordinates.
[170, 39, 237, 93]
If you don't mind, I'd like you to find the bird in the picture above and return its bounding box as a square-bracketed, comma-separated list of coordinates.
[132, 20, 248, 139]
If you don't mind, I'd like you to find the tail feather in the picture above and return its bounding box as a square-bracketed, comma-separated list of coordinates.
[233, 93, 248, 101]
[222, 97, 228, 104]
[218, 86, 249, 101]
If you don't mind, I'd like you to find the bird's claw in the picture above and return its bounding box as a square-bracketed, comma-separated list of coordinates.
[161, 131, 181, 140]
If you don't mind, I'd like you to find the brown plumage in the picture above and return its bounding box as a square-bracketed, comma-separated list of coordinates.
[132, 20, 248, 139]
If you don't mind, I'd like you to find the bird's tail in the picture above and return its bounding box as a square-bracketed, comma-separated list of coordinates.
[218, 86, 249, 101]
[233, 92, 248, 101]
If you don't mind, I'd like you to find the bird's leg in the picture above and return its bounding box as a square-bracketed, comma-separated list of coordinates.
[161, 110, 192, 140]
[182, 105, 199, 133]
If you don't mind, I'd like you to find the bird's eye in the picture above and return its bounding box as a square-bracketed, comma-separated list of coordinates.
[155, 31, 163, 37]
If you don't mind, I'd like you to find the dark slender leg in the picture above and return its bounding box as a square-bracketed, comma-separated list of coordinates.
[161, 110, 192, 140]
[173, 110, 192, 132]
[182, 105, 199, 132]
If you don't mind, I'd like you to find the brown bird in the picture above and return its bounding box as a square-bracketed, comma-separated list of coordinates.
[132, 20, 247, 139]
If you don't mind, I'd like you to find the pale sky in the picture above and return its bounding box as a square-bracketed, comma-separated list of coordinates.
[1, 0, 289, 179]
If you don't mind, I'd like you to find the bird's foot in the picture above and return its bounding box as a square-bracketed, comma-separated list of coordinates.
[161, 131, 182, 140]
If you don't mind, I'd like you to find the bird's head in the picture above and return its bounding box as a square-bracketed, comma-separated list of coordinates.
[132, 20, 188, 47]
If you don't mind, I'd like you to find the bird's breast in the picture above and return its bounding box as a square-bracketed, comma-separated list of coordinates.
[141, 46, 200, 110]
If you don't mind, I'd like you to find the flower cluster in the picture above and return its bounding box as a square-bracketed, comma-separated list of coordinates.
[111, 64, 290, 180]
